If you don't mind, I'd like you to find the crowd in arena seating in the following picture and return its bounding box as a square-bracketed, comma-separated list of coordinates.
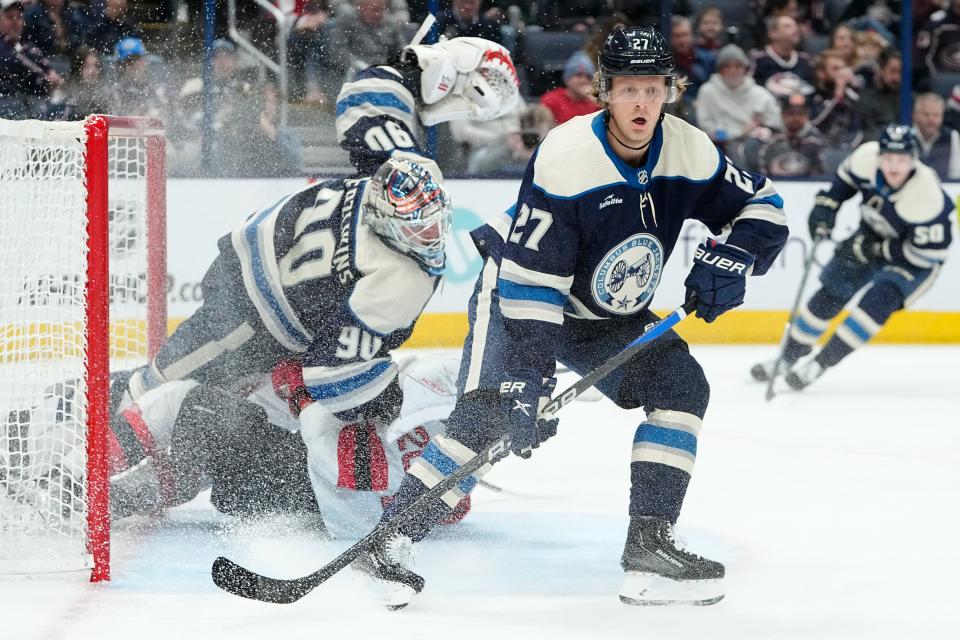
[3, 0, 960, 180]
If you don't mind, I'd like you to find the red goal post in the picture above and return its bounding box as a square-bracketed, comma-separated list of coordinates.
[0, 115, 167, 582]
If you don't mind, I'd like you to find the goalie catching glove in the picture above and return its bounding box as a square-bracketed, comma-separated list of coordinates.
[400, 37, 520, 125]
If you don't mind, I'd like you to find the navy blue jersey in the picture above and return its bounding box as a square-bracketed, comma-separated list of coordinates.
[229, 179, 439, 419]
[825, 141, 954, 270]
[470, 112, 789, 380]
[334, 65, 443, 181]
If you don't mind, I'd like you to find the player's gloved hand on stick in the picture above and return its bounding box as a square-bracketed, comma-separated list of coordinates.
[271, 359, 313, 417]
[684, 239, 755, 323]
[837, 226, 883, 265]
[808, 190, 841, 239]
[499, 371, 558, 459]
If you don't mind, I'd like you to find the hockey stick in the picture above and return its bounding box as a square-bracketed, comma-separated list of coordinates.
[211, 298, 698, 604]
[764, 238, 824, 401]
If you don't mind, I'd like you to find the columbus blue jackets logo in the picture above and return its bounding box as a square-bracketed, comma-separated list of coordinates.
[592, 234, 663, 315]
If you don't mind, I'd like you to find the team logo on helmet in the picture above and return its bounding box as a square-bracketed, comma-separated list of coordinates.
[592, 233, 663, 315]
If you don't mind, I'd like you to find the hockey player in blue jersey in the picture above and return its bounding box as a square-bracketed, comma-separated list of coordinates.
[126, 157, 450, 427]
[751, 124, 954, 390]
[125, 35, 519, 426]
[355, 26, 789, 608]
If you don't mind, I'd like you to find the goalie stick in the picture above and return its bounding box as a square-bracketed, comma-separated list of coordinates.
[211, 298, 698, 604]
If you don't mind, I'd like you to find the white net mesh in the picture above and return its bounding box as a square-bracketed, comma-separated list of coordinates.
[0, 118, 158, 575]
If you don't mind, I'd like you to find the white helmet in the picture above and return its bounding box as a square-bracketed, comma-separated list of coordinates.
[364, 158, 453, 275]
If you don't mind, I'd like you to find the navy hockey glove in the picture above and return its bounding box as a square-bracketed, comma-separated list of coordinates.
[808, 191, 841, 239]
[499, 371, 558, 459]
[684, 239, 755, 323]
[836, 226, 883, 265]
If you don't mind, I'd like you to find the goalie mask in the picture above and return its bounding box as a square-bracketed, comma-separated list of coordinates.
[363, 158, 453, 275]
[401, 37, 521, 125]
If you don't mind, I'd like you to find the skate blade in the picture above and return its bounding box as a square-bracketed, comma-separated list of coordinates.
[619, 572, 724, 606]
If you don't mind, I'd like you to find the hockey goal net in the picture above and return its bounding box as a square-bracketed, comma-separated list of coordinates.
[0, 116, 166, 581]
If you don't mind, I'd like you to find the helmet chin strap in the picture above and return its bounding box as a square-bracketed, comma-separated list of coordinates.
[604, 110, 664, 152]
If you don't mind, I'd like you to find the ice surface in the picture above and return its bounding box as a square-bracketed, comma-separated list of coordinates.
[3, 346, 959, 640]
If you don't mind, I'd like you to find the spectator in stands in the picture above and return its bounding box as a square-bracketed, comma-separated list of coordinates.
[450, 108, 519, 170]
[842, 0, 899, 44]
[328, 0, 405, 85]
[86, 0, 141, 56]
[696, 44, 782, 149]
[916, 1, 960, 87]
[108, 37, 170, 121]
[62, 44, 108, 119]
[945, 85, 960, 132]
[671, 14, 714, 101]
[535, 0, 605, 32]
[695, 5, 728, 51]
[212, 80, 302, 177]
[854, 48, 900, 141]
[743, 91, 825, 177]
[539, 50, 599, 125]
[827, 23, 856, 67]
[465, 102, 554, 173]
[0, 0, 62, 119]
[287, 0, 332, 104]
[437, 0, 501, 43]
[22, 0, 90, 68]
[913, 92, 960, 179]
[809, 48, 862, 149]
[751, 16, 813, 96]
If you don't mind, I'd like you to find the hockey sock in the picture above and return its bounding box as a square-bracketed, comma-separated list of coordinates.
[786, 288, 845, 362]
[383, 434, 488, 542]
[816, 282, 902, 368]
[629, 410, 701, 523]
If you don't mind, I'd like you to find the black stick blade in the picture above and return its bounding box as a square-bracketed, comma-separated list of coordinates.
[211, 556, 315, 604]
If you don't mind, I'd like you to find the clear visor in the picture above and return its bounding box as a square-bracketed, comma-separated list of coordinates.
[598, 77, 679, 104]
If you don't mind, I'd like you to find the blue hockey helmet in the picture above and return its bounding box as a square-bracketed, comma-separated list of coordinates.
[597, 26, 681, 104]
[878, 124, 918, 156]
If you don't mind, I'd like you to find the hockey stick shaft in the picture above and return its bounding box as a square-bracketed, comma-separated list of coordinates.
[764, 239, 823, 401]
[212, 298, 698, 604]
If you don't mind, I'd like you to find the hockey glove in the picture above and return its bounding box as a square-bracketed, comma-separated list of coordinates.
[271, 359, 313, 418]
[836, 226, 883, 265]
[808, 191, 841, 239]
[499, 371, 558, 459]
[684, 239, 755, 323]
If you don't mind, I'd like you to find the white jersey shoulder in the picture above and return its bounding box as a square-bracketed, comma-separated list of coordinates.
[892, 162, 948, 224]
[350, 202, 437, 336]
[533, 113, 721, 198]
[533, 113, 625, 198]
[650, 114, 722, 182]
[838, 141, 880, 186]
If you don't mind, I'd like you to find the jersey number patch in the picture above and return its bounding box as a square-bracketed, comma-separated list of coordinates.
[335, 327, 383, 360]
[279, 189, 340, 286]
[509, 204, 553, 251]
[364, 121, 415, 151]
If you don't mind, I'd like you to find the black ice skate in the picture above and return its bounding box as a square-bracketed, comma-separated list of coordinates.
[749, 358, 785, 383]
[785, 357, 825, 391]
[619, 516, 725, 606]
[352, 532, 424, 610]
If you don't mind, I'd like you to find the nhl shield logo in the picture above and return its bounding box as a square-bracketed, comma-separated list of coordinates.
[592, 233, 664, 315]
[637, 169, 649, 185]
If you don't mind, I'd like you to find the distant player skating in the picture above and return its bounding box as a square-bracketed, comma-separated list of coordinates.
[752, 124, 954, 391]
